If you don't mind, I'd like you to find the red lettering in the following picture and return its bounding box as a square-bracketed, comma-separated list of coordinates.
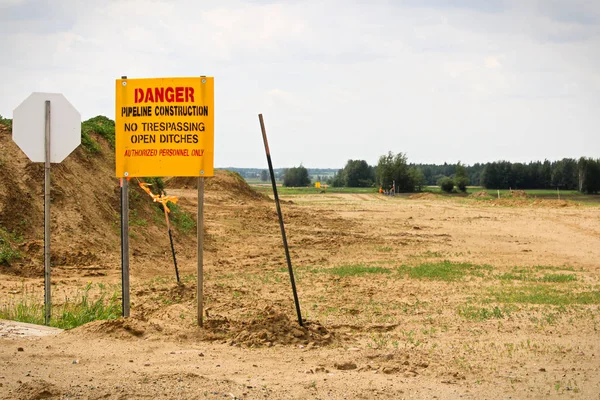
[145, 88, 154, 103]
[134, 86, 195, 103]
[165, 87, 174, 102]
[185, 87, 195, 102]
[175, 87, 184, 102]
[155, 87, 164, 102]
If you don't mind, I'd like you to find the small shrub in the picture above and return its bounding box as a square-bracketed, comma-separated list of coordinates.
[438, 177, 454, 193]
[455, 176, 469, 192]
[0, 228, 22, 265]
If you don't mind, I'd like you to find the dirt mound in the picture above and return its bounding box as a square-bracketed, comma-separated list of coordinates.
[408, 192, 437, 199]
[204, 306, 334, 348]
[0, 122, 194, 275]
[489, 199, 578, 208]
[507, 190, 528, 198]
[15, 379, 60, 400]
[72, 306, 334, 348]
[469, 191, 491, 198]
[165, 170, 269, 203]
[71, 317, 160, 340]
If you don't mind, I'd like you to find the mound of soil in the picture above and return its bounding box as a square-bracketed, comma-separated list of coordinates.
[469, 191, 491, 198]
[227, 306, 333, 348]
[531, 199, 577, 207]
[507, 190, 528, 198]
[489, 199, 578, 208]
[165, 170, 268, 203]
[200, 306, 334, 348]
[16, 379, 60, 400]
[71, 317, 160, 340]
[0, 123, 194, 276]
[72, 305, 335, 348]
[408, 192, 437, 199]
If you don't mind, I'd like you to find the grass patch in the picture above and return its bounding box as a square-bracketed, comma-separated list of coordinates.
[0, 227, 22, 265]
[250, 185, 376, 195]
[489, 285, 600, 306]
[129, 209, 148, 227]
[0, 283, 121, 329]
[397, 260, 493, 281]
[458, 305, 511, 321]
[169, 203, 195, 233]
[497, 271, 576, 283]
[539, 274, 577, 283]
[534, 265, 576, 272]
[81, 116, 115, 153]
[497, 265, 577, 283]
[375, 246, 393, 252]
[497, 272, 530, 281]
[328, 264, 392, 277]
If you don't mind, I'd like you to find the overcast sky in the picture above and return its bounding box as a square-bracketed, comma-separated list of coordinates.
[1, 0, 599, 168]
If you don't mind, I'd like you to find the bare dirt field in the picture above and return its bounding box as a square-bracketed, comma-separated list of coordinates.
[2, 182, 600, 399]
[1, 123, 600, 399]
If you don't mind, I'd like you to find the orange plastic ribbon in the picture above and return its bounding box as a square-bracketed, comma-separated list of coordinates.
[138, 181, 178, 213]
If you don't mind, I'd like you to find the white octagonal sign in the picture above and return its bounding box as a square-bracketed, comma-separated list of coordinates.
[13, 92, 81, 163]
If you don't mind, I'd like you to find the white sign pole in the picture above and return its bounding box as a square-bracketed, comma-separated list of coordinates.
[44, 100, 52, 325]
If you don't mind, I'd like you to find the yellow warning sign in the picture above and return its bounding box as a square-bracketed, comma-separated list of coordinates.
[115, 77, 214, 177]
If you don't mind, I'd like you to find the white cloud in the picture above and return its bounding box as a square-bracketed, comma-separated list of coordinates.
[1, 0, 599, 167]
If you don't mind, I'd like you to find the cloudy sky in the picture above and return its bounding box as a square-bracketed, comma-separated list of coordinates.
[1, 0, 599, 168]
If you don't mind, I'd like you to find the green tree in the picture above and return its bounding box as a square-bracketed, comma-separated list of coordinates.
[438, 176, 454, 193]
[578, 158, 600, 194]
[408, 167, 426, 192]
[343, 159, 374, 187]
[454, 161, 470, 192]
[331, 169, 345, 187]
[283, 165, 310, 187]
[260, 170, 269, 182]
[376, 152, 415, 192]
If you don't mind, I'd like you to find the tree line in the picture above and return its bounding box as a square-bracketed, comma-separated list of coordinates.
[282, 154, 600, 194]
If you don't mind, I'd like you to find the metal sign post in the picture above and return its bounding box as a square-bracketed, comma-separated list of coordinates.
[120, 176, 130, 317]
[115, 75, 214, 326]
[197, 177, 205, 326]
[43, 101, 51, 325]
[12, 92, 81, 326]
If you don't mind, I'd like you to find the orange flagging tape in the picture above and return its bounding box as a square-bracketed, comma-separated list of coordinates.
[137, 181, 178, 213]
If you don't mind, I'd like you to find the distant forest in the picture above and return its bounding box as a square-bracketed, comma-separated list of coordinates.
[2, 114, 595, 194]
[226, 156, 600, 194]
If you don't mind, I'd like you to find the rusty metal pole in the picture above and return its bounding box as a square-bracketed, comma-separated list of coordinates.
[258, 114, 303, 327]
[163, 208, 180, 284]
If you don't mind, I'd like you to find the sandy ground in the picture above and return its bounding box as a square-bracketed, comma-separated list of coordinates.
[1, 193, 600, 399]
